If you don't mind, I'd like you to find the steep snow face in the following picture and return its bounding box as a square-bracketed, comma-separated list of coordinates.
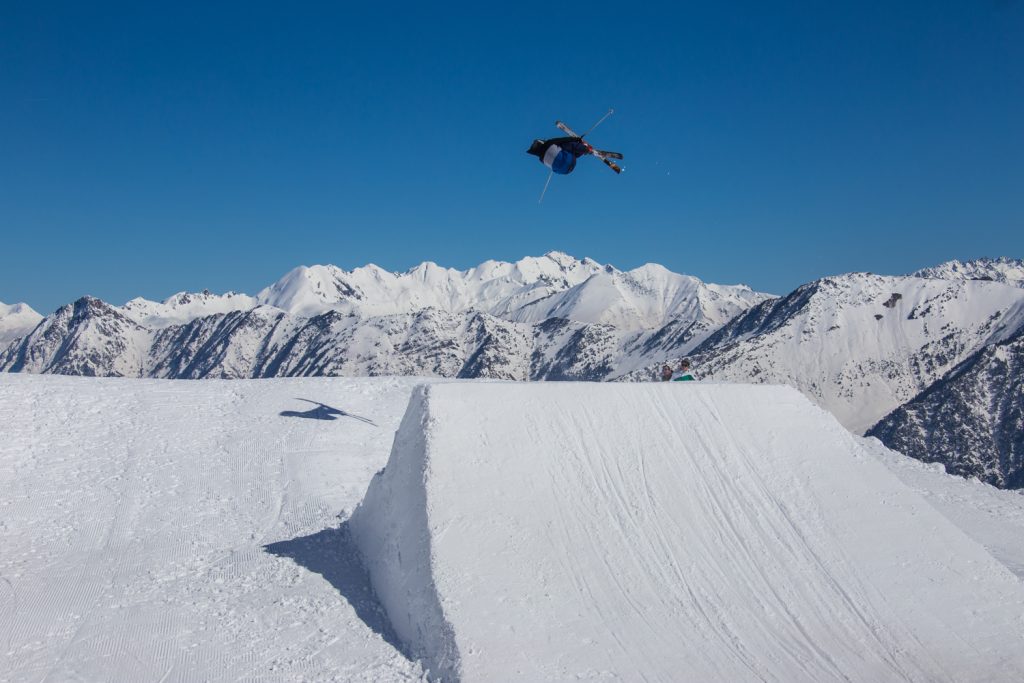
[352, 382, 1024, 682]
[689, 273, 1024, 433]
[254, 264, 364, 317]
[509, 263, 769, 331]
[148, 307, 537, 381]
[148, 305, 292, 379]
[0, 301, 623, 381]
[914, 257, 1024, 288]
[868, 323, 1024, 488]
[0, 301, 42, 346]
[121, 290, 258, 328]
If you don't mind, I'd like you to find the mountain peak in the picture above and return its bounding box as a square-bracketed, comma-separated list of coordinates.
[0, 301, 43, 346]
[541, 250, 580, 268]
[0, 301, 38, 317]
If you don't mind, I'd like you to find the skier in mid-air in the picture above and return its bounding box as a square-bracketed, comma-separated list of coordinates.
[528, 109, 623, 201]
[527, 137, 595, 175]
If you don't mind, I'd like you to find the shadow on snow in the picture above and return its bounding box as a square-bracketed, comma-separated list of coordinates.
[263, 523, 408, 657]
[279, 398, 378, 425]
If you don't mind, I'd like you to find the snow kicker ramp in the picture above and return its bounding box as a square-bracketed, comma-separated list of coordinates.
[350, 384, 1024, 682]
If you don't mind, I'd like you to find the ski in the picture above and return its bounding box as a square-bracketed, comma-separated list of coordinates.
[555, 121, 622, 173]
[597, 156, 623, 174]
[555, 120, 580, 137]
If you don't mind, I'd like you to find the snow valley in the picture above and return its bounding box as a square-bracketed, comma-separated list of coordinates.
[2, 252, 1024, 487]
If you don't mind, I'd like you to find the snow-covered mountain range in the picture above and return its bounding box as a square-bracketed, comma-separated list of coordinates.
[868, 323, 1024, 488]
[0, 252, 768, 381]
[682, 272, 1024, 433]
[254, 252, 766, 330]
[3, 253, 1024, 488]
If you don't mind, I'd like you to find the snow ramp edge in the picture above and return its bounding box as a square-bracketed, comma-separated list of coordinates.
[351, 382, 1024, 682]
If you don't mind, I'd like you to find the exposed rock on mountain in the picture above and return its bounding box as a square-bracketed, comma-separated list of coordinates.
[913, 257, 1024, 288]
[3, 297, 150, 377]
[627, 272, 1024, 434]
[868, 323, 1024, 488]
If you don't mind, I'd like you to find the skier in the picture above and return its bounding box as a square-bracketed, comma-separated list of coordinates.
[660, 364, 673, 382]
[528, 110, 624, 202]
[527, 137, 595, 175]
[671, 359, 697, 382]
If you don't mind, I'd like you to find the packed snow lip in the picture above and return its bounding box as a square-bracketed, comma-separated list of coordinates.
[352, 381, 1024, 682]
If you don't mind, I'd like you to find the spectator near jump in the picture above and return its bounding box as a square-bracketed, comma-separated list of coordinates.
[671, 359, 697, 382]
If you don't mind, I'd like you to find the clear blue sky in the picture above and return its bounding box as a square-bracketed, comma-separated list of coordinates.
[2, 1, 1022, 313]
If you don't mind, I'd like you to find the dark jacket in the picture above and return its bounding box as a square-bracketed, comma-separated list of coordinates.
[527, 137, 591, 175]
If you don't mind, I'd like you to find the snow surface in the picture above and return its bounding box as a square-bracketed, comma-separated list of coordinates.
[0, 301, 42, 347]
[353, 383, 1024, 681]
[0, 373, 427, 682]
[3, 374, 1024, 681]
[859, 436, 1024, 578]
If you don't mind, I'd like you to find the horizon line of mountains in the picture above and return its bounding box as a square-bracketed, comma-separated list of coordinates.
[2, 252, 1022, 489]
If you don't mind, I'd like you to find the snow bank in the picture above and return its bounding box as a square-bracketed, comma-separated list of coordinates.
[352, 382, 1024, 682]
[350, 386, 460, 680]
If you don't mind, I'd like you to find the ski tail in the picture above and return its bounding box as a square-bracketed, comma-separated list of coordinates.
[597, 156, 622, 174]
[555, 120, 580, 138]
[555, 119, 622, 172]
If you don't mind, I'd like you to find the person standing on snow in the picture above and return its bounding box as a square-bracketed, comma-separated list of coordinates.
[671, 359, 697, 382]
[660, 364, 673, 382]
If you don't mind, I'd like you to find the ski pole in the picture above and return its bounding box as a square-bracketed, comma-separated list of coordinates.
[581, 108, 614, 138]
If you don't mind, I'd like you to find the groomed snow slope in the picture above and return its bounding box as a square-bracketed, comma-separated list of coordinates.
[352, 383, 1024, 682]
[0, 374, 427, 682]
